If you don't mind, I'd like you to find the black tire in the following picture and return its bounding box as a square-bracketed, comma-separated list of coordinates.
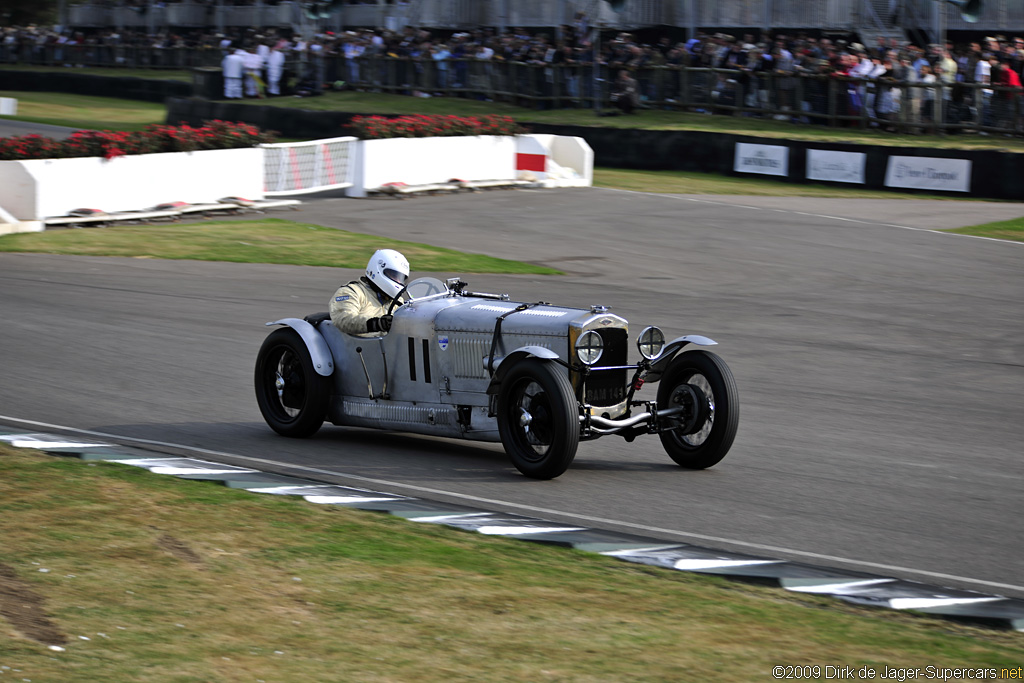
[497, 359, 580, 479]
[254, 328, 330, 438]
[656, 350, 739, 469]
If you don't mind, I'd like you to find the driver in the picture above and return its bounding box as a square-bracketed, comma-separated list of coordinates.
[329, 249, 410, 336]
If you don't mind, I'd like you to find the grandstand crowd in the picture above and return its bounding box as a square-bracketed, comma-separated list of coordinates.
[3, 18, 1024, 133]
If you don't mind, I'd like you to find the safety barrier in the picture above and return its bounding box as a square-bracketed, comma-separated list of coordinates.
[261, 136, 357, 196]
[0, 147, 264, 221]
[0, 203, 43, 235]
[345, 134, 592, 197]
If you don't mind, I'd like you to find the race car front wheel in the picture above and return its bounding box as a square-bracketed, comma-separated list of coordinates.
[497, 359, 580, 479]
[656, 350, 739, 469]
[255, 328, 330, 438]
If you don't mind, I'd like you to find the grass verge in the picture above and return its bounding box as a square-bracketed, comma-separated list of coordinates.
[1, 443, 1021, 682]
[0, 90, 166, 132]
[0, 218, 561, 273]
[948, 216, 1024, 242]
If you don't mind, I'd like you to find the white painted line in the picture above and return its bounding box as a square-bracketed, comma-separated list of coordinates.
[3, 414, 1023, 596]
[602, 545, 686, 557]
[303, 495, 403, 505]
[244, 485, 336, 495]
[409, 513, 493, 523]
[149, 467, 258, 476]
[108, 457, 256, 474]
[106, 457, 208, 465]
[673, 559, 781, 571]
[888, 597, 1004, 610]
[786, 579, 895, 594]
[0, 434, 112, 449]
[476, 526, 587, 536]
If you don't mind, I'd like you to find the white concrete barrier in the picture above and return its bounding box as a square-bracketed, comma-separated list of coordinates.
[0, 97, 17, 116]
[346, 134, 593, 197]
[0, 134, 591, 221]
[0, 202, 42, 235]
[0, 148, 264, 221]
[515, 134, 593, 187]
[348, 135, 518, 198]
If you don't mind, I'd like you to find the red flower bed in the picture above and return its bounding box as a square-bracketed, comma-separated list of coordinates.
[0, 121, 277, 161]
[348, 114, 525, 140]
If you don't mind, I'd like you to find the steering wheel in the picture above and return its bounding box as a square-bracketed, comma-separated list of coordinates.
[386, 278, 449, 315]
[386, 284, 410, 316]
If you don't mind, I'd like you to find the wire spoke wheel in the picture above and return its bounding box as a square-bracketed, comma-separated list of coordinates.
[254, 328, 329, 438]
[657, 350, 739, 470]
[497, 360, 580, 479]
[272, 348, 306, 419]
[510, 380, 555, 460]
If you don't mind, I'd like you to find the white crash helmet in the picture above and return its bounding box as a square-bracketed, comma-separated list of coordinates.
[365, 248, 410, 300]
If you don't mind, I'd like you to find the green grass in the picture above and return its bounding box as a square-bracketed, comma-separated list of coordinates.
[1, 443, 1020, 682]
[949, 216, 1024, 242]
[0, 90, 166, 132]
[0, 218, 560, 273]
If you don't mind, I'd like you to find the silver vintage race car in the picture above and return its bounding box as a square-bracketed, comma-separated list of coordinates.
[254, 277, 739, 479]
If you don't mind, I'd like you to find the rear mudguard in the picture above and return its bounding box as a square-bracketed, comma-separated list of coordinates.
[267, 318, 335, 376]
[646, 335, 717, 383]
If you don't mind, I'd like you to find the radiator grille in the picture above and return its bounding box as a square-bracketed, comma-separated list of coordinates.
[586, 328, 628, 408]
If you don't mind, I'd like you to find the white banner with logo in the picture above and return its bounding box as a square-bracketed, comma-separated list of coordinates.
[734, 143, 789, 177]
[884, 156, 971, 193]
[807, 149, 866, 184]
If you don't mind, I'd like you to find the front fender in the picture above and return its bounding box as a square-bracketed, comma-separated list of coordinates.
[267, 318, 335, 377]
[486, 345, 561, 392]
[647, 335, 717, 383]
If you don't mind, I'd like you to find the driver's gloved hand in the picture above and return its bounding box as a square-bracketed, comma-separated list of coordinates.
[366, 315, 393, 333]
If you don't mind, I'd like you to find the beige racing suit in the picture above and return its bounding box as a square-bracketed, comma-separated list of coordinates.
[329, 277, 392, 336]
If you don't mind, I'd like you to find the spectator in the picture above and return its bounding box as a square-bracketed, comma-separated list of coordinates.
[610, 68, 638, 114]
[221, 45, 245, 99]
[266, 41, 285, 96]
[242, 43, 263, 97]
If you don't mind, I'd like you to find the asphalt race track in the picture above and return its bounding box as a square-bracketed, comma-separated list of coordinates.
[1, 187, 1022, 601]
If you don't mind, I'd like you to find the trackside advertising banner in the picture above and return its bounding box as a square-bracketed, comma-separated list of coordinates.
[734, 143, 789, 177]
[807, 150, 866, 184]
[884, 156, 971, 192]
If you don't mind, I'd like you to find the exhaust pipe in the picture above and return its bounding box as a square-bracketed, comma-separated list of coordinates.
[584, 406, 686, 434]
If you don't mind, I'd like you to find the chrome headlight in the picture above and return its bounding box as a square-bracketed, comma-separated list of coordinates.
[637, 326, 666, 360]
[575, 330, 604, 365]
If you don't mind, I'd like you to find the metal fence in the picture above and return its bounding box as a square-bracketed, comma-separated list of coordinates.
[309, 55, 1024, 137]
[1, 43, 225, 69]
[261, 136, 357, 196]
[3, 44, 1021, 137]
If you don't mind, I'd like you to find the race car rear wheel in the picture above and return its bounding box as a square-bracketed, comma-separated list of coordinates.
[657, 350, 739, 469]
[255, 328, 330, 438]
[497, 359, 580, 480]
